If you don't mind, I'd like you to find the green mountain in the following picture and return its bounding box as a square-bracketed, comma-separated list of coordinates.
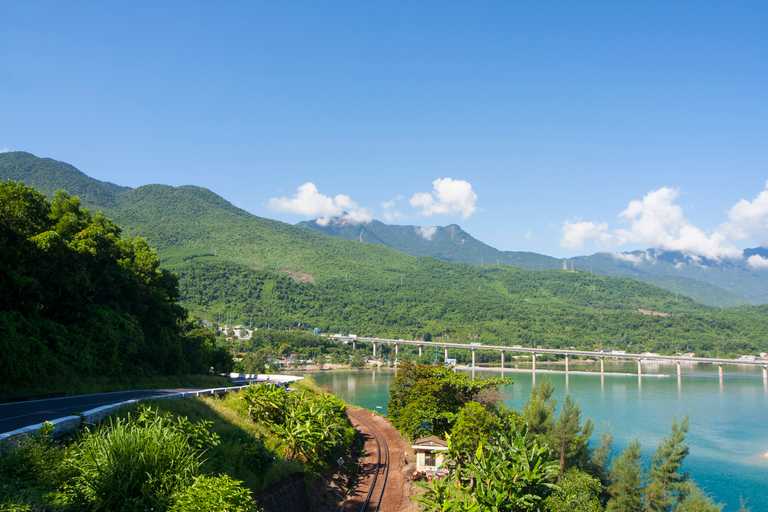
[3, 151, 767, 355]
[297, 218, 563, 269]
[573, 249, 768, 306]
[298, 218, 758, 307]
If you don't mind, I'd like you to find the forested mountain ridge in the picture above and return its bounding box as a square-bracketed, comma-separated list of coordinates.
[298, 218, 564, 269]
[3, 151, 768, 356]
[299, 216, 765, 307]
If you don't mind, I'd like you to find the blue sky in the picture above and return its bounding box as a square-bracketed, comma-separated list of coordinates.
[2, 1, 767, 261]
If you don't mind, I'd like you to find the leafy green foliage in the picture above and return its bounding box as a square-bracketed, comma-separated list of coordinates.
[606, 439, 645, 512]
[545, 468, 603, 512]
[239, 383, 354, 468]
[0, 179, 230, 396]
[169, 475, 259, 512]
[66, 413, 201, 511]
[416, 428, 559, 512]
[387, 361, 512, 440]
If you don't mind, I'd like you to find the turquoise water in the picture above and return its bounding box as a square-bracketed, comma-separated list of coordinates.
[311, 365, 768, 511]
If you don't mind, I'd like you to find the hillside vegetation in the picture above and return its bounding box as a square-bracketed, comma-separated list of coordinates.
[0, 178, 231, 394]
[299, 217, 759, 307]
[0, 379, 355, 511]
[2, 152, 767, 357]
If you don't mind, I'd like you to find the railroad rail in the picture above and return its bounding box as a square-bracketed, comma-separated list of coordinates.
[347, 409, 390, 512]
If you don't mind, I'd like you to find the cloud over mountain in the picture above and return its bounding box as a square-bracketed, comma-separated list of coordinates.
[410, 178, 478, 219]
[268, 182, 372, 226]
[722, 180, 768, 246]
[560, 185, 768, 263]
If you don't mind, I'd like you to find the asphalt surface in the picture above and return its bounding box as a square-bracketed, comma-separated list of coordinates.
[0, 387, 224, 434]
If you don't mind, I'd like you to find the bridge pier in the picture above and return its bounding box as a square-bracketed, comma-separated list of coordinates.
[637, 359, 642, 376]
[395, 343, 398, 355]
[500, 350, 505, 369]
[419, 345, 423, 357]
[372, 342, 376, 358]
[353, 341, 356, 351]
[444, 347, 448, 361]
[677, 361, 681, 378]
[472, 349, 476, 368]
[719, 363, 723, 382]
[532, 352, 537, 371]
[600, 356, 604, 374]
[565, 354, 570, 373]
[763, 365, 767, 381]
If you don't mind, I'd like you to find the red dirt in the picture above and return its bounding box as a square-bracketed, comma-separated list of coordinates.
[343, 409, 421, 512]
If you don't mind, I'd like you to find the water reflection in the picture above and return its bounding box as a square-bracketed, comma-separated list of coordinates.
[310, 364, 768, 512]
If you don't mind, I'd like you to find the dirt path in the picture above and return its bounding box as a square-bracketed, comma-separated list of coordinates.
[343, 409, 420, 512]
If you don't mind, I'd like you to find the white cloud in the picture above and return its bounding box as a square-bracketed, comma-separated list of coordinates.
[746, 254, 768, 269]
[560, 219, 611, 249]
[416, 226, 438, 240]
[561, 187, 743, 262]
[268, 182, 372, 225]
[383, 210, 406, 222]
[614, 188, 742, 261]
[410, 178, 478, 219]
[0, 148, 9, 153]
[524, 230, 532, 239]
[722, 180, 768, 246]
[612, 251, 655, 266]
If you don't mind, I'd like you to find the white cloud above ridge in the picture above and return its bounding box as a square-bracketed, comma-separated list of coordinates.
[383, 210, 406, 222]
[410, 178, 478, 219]
[611, 251, 649, 266]
[416, 226, 438, 240]
[0, 148, 9, 153]
[268, 182, 372, 226]
[746, 254, 768, 269]
[722, 180, 768, 246]
[560, 219, 611, 249]
[381, 195, 406, 222]
[561, 186, 753, 263]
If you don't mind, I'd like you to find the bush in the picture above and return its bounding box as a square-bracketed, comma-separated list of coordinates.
[170, 475, 258, 512]
[67, 414, 200, 511]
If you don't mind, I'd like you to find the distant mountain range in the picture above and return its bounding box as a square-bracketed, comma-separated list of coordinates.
[2, 150, 766, 311]
[5, 150, 768, 355]
[299, 218, 767, 307]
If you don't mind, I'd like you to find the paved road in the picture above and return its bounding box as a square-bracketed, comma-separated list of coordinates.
[0, 387, 225, 434]
[0, 375, 296, 435]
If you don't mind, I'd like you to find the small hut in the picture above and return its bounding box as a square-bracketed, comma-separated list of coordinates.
[411, 436, 449, 475]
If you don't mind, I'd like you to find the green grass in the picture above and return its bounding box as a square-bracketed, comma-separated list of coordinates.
[0, 382, 355, 510]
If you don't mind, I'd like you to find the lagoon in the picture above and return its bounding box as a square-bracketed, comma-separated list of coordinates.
[311, 363, 768, 511]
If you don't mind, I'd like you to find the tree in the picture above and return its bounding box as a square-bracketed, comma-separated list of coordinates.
[522, 378, 557, 439]
[349, 351, 366, 369]
[551, 395, 594, 479]
[0, 180, 226, 390]
[645, 415, 691, 511]
[546, 468, 602, 512]
[606, 438, 644, 512]
[387, 361, 511, 440]
[449, 401, 502, 459]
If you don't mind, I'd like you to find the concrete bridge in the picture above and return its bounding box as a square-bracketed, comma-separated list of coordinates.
[327, 335, 768, 382]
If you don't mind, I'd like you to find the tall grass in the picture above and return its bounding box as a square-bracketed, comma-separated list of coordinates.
[67, 415, 200, 511]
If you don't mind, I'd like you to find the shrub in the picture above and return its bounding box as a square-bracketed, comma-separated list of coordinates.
[67, 415, 200, 511]
[170, 475, 259, 512]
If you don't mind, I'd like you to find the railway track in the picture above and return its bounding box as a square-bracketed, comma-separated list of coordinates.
[347, 410, 390, 512]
